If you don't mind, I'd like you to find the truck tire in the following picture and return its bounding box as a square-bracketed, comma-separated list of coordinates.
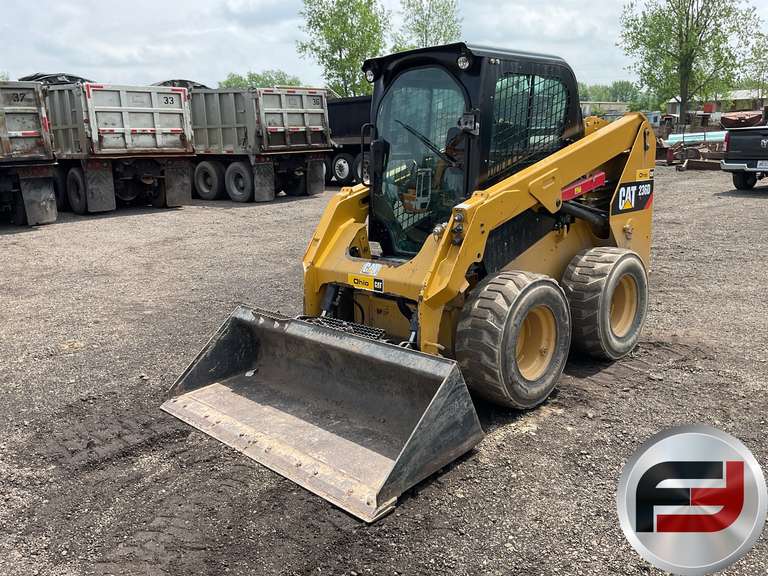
[66, 167, 88, 215]
[53, 166, 68, 211]
[324, 157, 334, 185]
[285, 176, 307, 197]
[331, 153, 354, 186]
[12, 195, 27, 225]
[194, 161, 225, 200]
[225, 161, 254, 202]
[150, 183, 167, 208]
[353, 152, 369, 184]
[455, 271, 572, 409]
[733, 171, 757, 190]
[562, 247, 648, 360]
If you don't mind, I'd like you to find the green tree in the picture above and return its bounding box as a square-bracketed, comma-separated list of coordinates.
[219, 69, 302, 88]
[743, 31, 768, 101]
[298, 0, 388, 97]
[0, 71, 8, 81]
[620, 0, 756, 123]
[577, 82, 591, 101]
[392, 0, 461, 52]
[587, 84, 612, 102]
[609, 80, 639, 102]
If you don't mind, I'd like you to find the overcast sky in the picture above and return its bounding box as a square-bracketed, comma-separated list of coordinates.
[2, 0, 768, 88]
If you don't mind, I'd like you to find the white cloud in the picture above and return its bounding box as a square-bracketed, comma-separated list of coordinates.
[2, 0, 766, 87]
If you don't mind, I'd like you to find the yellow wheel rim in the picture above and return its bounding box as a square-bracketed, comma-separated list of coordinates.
[610, 274, 638, 338]
[515, 305, 557, 381]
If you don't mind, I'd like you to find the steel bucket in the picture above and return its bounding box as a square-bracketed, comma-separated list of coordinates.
[161, 305, 484, 522]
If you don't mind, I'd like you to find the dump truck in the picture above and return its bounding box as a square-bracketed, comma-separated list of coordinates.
[45, 82, 194, 214]
[163, 43, 655, 522]
[325, 95, 371, 186]
[0, 81, 57, 225]
[190, 87, 331, 202]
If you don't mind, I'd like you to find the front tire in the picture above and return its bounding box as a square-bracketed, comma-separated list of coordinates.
[456, 271, 572, 409]
[66, 167, 88, 215]
[733, 171, 757, 190]
[562, 247, 648, 360]
[331, 153, 354, 186]
[225, 161, 253, 202]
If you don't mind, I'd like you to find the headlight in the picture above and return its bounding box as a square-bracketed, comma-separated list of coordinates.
[457, 56, 471, 70]
[365, 69, 375, 83]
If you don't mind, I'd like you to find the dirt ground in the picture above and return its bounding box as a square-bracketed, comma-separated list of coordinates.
[1, 167, 767, 576]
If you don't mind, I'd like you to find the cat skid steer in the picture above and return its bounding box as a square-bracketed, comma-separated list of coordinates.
[162, 43, 655, 522]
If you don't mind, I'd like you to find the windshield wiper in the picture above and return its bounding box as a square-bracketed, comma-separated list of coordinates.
[394, 120, 456, 166]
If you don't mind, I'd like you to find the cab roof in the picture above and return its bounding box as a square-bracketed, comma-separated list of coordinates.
[363, 42, 568, 71]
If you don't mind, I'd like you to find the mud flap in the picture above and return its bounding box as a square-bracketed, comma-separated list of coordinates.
[163, 159, 193, 207]
[253, 162, 276, 202]
[84, 160, 116, 213]
[161, 306, 484, 522]
[17, 166, 57, 225]
[306, 159, 324, 196]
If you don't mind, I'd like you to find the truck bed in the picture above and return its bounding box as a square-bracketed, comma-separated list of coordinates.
[722, 125, 768, 172]
[0, 82, 54, 165]
[47, 83, 194, 158]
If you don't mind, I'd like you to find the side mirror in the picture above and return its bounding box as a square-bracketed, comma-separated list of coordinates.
[370, 139, 389, 193]
[458, 112, 479, 136]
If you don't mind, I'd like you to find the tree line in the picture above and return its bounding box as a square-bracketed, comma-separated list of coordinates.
[219, 0, 767, 119]
[220, 0, 461, 96]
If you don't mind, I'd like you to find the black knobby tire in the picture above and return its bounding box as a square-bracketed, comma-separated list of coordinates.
[225, 161, 254, 202]
[562, 247, 648, 360]
[324, 157, 334, 185]
[194, 161, 225, 200]
[353, 152, 369, 184]
[456, 271, 572, 409]
[66, 167, 88, 215]
[733, 171, 757, 191]
[331, 153, 354, 186]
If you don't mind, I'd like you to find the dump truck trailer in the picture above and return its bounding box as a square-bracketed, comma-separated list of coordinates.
[164, 43, 655, 522]
[190, 87, 331, 202]
[325, 95, 371, 186]
[46, 82, 194, 214]
[0, 81, 57, 225]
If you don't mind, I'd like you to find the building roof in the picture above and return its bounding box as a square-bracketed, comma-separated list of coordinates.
[667, 89, 764, 103]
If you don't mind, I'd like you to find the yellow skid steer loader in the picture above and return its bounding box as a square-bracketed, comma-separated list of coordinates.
[163, 43, 655, 522]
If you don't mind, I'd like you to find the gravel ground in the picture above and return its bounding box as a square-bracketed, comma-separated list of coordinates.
[1, 167, 767, 576]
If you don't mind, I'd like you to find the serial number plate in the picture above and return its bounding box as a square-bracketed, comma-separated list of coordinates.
[757, 160, 768, 169]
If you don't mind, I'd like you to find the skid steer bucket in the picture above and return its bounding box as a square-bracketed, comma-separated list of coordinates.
[161, 305, 484, 522]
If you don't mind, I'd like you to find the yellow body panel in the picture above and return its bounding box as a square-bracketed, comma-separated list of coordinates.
[303, 113, 655, 356]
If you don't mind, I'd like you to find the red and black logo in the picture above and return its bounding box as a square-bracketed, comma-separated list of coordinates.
[636, 460, 743, 533]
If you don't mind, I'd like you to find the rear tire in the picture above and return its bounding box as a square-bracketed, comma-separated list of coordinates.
[324, 157, 334, 185]
[53, 167, 68, 211]
[331, 153, 354, 186]
[194, 161, 225, 200]
[66, 167, 88, 215]
[353, 152, 369, 184]
[561, 247, 648, 360]
[733, 171, 757, 190]
[150, 183, 167, 208]
[283, 174, 307, 197]
[12, 195, 27, 225]
[225, 161, 253, 202]
[456, 271, 572, 409]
